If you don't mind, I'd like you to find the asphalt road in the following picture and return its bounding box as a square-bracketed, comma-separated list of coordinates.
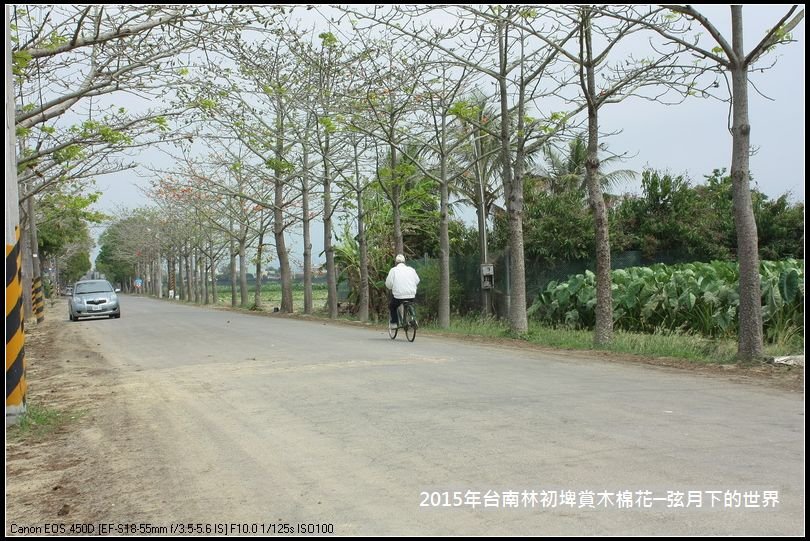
[69, 295, 804, 535]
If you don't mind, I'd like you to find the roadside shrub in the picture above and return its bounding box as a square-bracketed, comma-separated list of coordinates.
[529, 259, 804, 344]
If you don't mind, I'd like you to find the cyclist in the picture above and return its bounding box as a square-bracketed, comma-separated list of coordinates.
[385, 253, 420, 330]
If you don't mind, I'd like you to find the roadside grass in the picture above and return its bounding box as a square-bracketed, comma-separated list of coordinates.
[423, 316, 800, 365]
[166, 287, 803, 365]
[7, 403, 87, 441]
[600, 329, 739, 364]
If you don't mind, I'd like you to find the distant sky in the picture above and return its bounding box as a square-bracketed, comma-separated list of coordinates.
[90, 4, 806, 265]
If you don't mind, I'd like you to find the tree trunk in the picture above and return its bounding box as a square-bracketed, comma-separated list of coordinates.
[178, 252, 184, 300]
[302, 145, 313, 314]
[583, 18, 614, 347]
[210, 253, 217, 305]
[586, 111, 613, 346]
[274, 98, 293, 313]
[498, 22, 528, 333]
[197, 250, 204, 304]
[355, 143, 369, 323]
[209, 239, 216, 304]
[54, 257, 60, 295]
[325, 219, 337, 319]
[324, 186, 338, 319]
[255, 235, 263, 309]
[149, 261, 154, 296]
[230, 225, 237, 307]
[438, 158, 450, 329]
[275, 226, 292, 313]
[357, 194, 369, 323]
[184, 253, 189, 302]
[239, 237, 248, 308]
[323, 135, 338, 319]
[273, 191, 291, 309]
[203, 254, 209, 305]
[156, 247, 162, 299]
[192, 251, 198, 303]
[730, 6, 763, 361]
[193, 250, 199, 303]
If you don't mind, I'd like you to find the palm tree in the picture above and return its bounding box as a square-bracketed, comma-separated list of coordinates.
[450, 101, 503, 218]
[535, 135, 636, 197]
[448, 97, 506, 315]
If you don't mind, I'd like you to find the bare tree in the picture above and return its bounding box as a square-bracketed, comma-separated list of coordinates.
[609, 4, 805, 359]
[286, 29, 362, 319]
[290, 111, 318, 314]
[11, 4, 250, 314]
[343, 127, 373, 322]
[12, 5, 246, 188]
[407, 62, 475, 328]
[520, 6, 688, 345]
[353, 38, 433, 259]
[346, 5, 582, 333]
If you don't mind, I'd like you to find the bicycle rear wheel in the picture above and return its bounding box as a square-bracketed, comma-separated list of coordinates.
[405, 305, 417, 342]
[388, 323, 398, 340]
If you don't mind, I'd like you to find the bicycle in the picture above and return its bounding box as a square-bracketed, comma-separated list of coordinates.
[388, 301, 418, 342]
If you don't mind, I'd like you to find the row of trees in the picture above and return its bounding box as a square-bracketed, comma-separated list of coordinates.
[96, 159, 804, 325]
[492, 160, 804, 266]
[14, 5, 804, 361]
[11, 5, 263, 311]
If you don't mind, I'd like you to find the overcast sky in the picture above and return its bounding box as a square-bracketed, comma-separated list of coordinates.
[601, 4, 805, 200]
[89, 4, 806, 265]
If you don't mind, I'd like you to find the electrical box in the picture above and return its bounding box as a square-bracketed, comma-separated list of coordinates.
[481, 264, 494, 290]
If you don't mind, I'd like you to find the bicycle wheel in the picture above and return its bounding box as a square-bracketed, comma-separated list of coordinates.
[405, 305, 417, 342]
[388, 322, 398, 340]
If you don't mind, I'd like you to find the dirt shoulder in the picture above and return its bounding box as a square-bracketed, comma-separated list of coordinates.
[5, 307, 172, 535]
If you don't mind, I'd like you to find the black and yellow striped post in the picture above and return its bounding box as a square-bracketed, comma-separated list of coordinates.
[6, 5, 26, 420]
[6, 226, 26, 416]
[29, 194, 45, 323]
[32, 276, 44, 323]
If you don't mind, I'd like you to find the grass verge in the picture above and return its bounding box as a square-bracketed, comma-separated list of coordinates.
[7, 403, 87, 441]
[423, 316, 801, 364]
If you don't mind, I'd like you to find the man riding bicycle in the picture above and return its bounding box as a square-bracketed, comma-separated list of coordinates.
[385, 254, 420, 330]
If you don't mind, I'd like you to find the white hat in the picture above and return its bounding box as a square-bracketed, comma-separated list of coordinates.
[395, 254, 405, 264]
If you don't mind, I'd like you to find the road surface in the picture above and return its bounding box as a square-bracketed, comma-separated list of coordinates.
[5, 296, 804, 535]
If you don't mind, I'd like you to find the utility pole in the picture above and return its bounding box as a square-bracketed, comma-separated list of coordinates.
[6, 5, 27, 421]
[477, 168, 491, 317]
